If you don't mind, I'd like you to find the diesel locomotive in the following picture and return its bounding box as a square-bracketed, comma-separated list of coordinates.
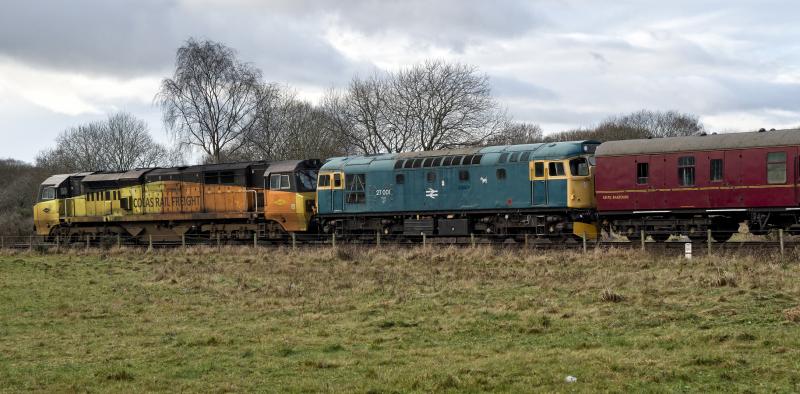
[32, 128, 800, 243]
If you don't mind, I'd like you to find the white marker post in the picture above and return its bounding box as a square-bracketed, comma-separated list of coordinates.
[684, 242, 692, 260]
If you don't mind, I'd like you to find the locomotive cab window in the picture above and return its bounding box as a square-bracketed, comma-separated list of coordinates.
[220, 171, 235, 184]
[636, 163, 649, 184]
[548, 162, 565, 176]
[318, 174, 331, 187]
[767, 152, 787, 184]
[345, 173, 366, 204]
[569, 158, 589, 176]
[534, 162, 545, 178]
[39, 186, 56, 201]
[710, 159, 723, 182]
[678, 156, 695, 186]
[269, 174, 291, 190]
[296, 170, 317, 192]
[333, 173, 342, 188]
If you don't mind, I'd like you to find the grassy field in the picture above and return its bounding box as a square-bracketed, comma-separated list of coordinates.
[1, 246, 800, 392]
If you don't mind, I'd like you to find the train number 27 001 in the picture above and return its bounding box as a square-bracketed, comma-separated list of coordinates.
[375, 189, 392, 196]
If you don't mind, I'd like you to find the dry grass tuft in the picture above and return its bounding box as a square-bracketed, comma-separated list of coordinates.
[600, 288, 624, 303]
[711, 270, 738, 288]
[784, 306, 800, 322]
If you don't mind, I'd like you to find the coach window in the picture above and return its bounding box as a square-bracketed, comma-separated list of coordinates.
[459, 170, 470, 181]
[395, 174, 405, 184]
[678, 156, 695, 186]
[767, 152, 787, 184]
[710, 159, 723, 182]
[333, 173, 342, 188]
[548, 162, 565, 176]
[318, 174, 331, 187]
[345, 174, 366, 204]
[426, 171, 436, 182]
[534, 162, 545, 177]
[636, 163, 649, 184]
[498, 153, 509, 164]
[569, 158, 590, 176]
[496, 168, 506, 180]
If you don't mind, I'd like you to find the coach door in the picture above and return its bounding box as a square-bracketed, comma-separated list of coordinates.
[531, 161, 547, 206]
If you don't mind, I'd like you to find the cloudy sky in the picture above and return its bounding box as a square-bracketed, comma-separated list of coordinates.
[1, 0, 799, 162]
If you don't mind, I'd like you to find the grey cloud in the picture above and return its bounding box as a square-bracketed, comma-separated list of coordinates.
[491, 76, 557, 100]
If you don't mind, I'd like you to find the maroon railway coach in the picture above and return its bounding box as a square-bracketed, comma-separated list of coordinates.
[594, 128, 800, 242]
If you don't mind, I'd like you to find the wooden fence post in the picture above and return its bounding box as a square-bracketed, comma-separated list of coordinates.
[707, 229, 712, 257]
[780, 228, 785, 257]
[470, 233, 475, 248]
[148, 235, 153, 252]
[640, 229, 645, 251]
[291, 233, 296, 250]
[332, 233, 336, 248]
[86, 235, 90, 251]
[422, 233, 426, 247]
[29, 235, 33, 252]
[117, 233, 121, 248]
[253, 232, 257, 248]
[182, 234, 186, 248]
[582, 232, 587, 253]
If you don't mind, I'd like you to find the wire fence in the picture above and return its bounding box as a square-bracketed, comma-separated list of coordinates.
[1, 228, 798, 258]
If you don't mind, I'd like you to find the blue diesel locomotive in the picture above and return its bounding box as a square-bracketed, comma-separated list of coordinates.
[316, 140, 600, 240]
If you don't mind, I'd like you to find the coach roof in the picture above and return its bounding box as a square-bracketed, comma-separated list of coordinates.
[596, 128, 800, 157]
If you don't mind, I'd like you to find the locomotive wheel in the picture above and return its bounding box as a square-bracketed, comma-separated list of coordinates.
[711, 231, 733, 243]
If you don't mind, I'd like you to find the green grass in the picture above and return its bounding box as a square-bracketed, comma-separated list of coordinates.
[1, 246, 800, 392]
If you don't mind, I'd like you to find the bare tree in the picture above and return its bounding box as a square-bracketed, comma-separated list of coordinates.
[322, 61, 508, 154]
[102, 112, 167, 170]
[157, 38, 265, 163]
[393, 60, 507, 151]
[487, 122, 543, 145]
[36, 112, 172, 172]
[544, 109, 705, 142]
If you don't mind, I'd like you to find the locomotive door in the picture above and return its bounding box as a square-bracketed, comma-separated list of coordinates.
[531, 161, 548, 206]
[331, 172, 344, 213]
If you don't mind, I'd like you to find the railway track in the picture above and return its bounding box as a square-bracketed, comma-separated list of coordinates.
[1, 234, 798, 254]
